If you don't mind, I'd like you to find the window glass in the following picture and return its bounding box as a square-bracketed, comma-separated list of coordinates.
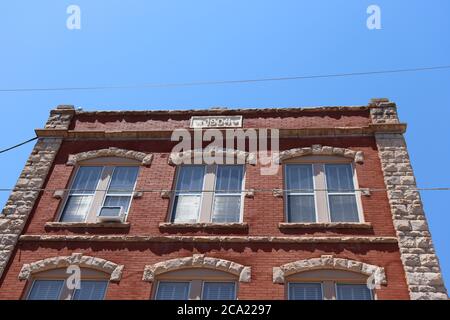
[172, 166, 205, 223]
[202, 282, 236, 300]
[212, 165, 243, 223]
[27, 280, 64, 300]
[73, 280, 108, 300]
[286, 165, 315, 222]
[336, 284, 372, 300]
[288, 283, 323, 300]
[61, 166, 103, 222]
[325, 164, 359, 222]
[155, 282, 190, 300]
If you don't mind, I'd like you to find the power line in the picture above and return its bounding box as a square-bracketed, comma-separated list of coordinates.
[1, 65, 450, 92]
[0, 137, 37, 154]
[0, 187, 449, 193]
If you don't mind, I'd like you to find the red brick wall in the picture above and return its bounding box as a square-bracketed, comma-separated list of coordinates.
[70, 109, 371, 131]
[23, 136, 395, 238]
[0, 109, 409, 300]
[0, 243, 409, 300]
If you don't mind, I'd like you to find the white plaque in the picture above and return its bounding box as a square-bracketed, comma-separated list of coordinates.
[190, 116, 243, 128]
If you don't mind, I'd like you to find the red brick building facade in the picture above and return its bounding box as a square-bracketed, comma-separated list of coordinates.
[0, 99, 447, 300]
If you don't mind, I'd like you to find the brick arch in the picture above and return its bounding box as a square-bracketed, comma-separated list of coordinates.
[273, 255, 386, 284]
[66, 147, 153, 166]
[168, 148, 256, 166]
[276, 144, 364, 164]
[142, 254, 251, 282]
[18, 253, 124, 282]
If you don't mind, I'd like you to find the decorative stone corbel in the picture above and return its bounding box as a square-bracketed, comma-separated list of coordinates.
[272, 189, 283, 198]
[160, 190, 172, 199]
[52, 189, 65, 199]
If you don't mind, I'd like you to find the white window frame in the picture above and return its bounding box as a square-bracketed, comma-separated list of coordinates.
[283, 156, 364, 223]
[58, 161, 139, 223]
[169, 164, 246, 223]
[334, 282, 374, 301]
[25, 268, 110, 300]
[287, 282, 324, 300]
[154, 280, 237, 300]
[287, 281, 374, 300]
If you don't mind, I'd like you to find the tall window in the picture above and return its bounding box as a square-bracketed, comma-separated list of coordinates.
[155, 281, 236, 300]
[284, 162, 361, 223]
[171, 165, 244, 223]
[60, 165, 139, 223]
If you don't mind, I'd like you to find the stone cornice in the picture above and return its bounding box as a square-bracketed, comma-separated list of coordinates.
[34, 123, 407, 140]
[75, 106, 369, 116]
[19, 234, 398, 244]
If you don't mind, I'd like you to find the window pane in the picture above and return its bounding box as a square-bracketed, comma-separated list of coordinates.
[107, 167, 139, 194]
[28, 280, 64, 300]
[325, 164, 354, 192]
[286, 165, 313, 191]
[215, 165, 243, 193]
[329, 195, 359, 222]
[176, 166, 205, 192]
[202, 282, 236, 300]
[61, 195, 93, 222]
[73, 280, 108, 300]
[336, 284, 372, 300]
[212, 196, 241, 222]
[288, 283, 323, 300]
[103, 196, 132, 214]
[156, 282, 190, 300]
[71, 166, 103, 194]
[172, 195, 201, 222]
[287, 195, 316, 222]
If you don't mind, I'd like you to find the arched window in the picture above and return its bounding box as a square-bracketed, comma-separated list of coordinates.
[287, 269, 373, 300]
[143, 255, 251, 300]
[25, 268, 110, 300]
[59, 154, 144, 223]
[279, 145, 365, 223]
[166, 149, 254, 224]
[274, 256, 385, 300]
[154, 268, 238, 300]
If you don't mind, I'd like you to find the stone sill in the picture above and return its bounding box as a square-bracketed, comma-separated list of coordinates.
[278, 222, 373, 230]
[44, 222, 130, 229]
[159, 222, 248, 230]
[19, 234, 398, 244]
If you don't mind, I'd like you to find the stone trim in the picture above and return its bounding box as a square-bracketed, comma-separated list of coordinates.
[44, 222, 130, 229]
[0, 137, 65, 280]
[159, 222, 249, 230]
[373, 100, 448, 300]
[276, 144, 364, 164]
[376, 133, 448, 300]
[168, 148, 256, 166]
[278, 222, 372, 229]
[66, 147, 153, 166]
[19, 234, 398, 244]
[35, 124, 407, 140]
[273, 255, 386, 284]
[142, 254, 251, 282]
[18, 253, 124, 282]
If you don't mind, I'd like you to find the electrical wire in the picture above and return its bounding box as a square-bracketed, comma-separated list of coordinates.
[0, 187, 449, 193]
[0, 65, 449, 92]
[0, 137, 37, 154]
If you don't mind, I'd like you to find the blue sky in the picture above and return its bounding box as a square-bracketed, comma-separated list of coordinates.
[0, 1, 449, 290]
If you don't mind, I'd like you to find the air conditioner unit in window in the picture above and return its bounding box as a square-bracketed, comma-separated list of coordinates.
[97, 206, 125, 222]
